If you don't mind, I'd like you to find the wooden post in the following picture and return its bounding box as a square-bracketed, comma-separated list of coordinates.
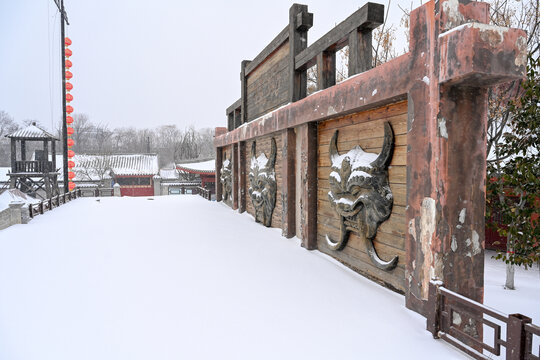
[21, 140, 26, 161]
[507, 314, 532, 360]
[281, 128, 296, 238]
[238, 141, 246, 213]
[426, 281, 441, 338]
[43, 140, 49, 172]
[232, 143, 239, 210]
[240, 60, 251, 124]
[316, 51, 336, 90]
[298, 122, 317, 249]
[10, 138, 16, 171]
[348, 29, 372, 76]
[288, 4, 312, 102]
[216, 147, 223, 201]
[52, 140, 56, 171]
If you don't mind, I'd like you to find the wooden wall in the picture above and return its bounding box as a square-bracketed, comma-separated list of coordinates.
[317, 100, 408, 292]
[246, 42, 290, 122]
[245, 133, 283, 229]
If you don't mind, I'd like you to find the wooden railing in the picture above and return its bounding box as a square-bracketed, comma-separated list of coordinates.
[28, 189, 81, 219]
[14, 160, 54, 173]
[427, 281, 539, 360]
[197, 187, 212, 201]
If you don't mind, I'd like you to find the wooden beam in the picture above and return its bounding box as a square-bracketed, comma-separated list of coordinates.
[238, 141, 246, 213]
[226, 98, 241, 115]
[232, 143, 239, 210]
[281, 128, 296, 238]
[240, 60, 251, 124]
[349, 29, 373, 76]
[245, 26, 289, 76]
[295, 2, 384, 70]
[215, 147, 223, 202]
[298, 122, 317, 249]
[21, 140, 26, 161]
[316, 51, 336, 90]
[10, 138, 16, 170]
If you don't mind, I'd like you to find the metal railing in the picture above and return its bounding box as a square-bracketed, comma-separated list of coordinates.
[427, 280, 539, 360]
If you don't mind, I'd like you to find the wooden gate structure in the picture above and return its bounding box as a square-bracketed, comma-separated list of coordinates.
[214, 0, 526, 321]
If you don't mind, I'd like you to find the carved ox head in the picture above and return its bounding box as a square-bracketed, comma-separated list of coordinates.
[326, 122, 398, 271]
[220, 158, 232, 202]
[248, 138, 277, 227]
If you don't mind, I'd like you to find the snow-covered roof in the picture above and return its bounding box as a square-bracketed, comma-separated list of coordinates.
[5, 123, 58, 140]
[159, 168, 179, 180]
[176, 159, 215, 174]
[52, 154, 159, 181]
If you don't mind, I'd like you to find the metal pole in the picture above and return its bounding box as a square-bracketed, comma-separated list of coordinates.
[60, 0, 69, 193]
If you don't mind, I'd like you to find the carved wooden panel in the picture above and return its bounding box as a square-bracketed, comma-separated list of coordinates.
[245, 134, 283, 229]
[317, 100, 408, 292]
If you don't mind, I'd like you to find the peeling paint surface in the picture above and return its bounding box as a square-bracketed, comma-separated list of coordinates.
[441, 0, 465, 30]
[420, 197, 436, 299]
[459, 208, 466, 224]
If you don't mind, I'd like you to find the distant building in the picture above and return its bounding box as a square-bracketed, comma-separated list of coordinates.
[153, 160, 216, 196]
[176, 160, 215, 190]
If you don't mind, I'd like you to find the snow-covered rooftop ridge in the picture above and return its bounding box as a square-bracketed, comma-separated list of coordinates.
[176, 159, 215, 173]
[158, 168, 179, 180]
[6, 123, 58, 140]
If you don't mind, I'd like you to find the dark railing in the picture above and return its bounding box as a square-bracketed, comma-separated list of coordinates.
[197, 187, 212, 201]
[14, 160, 54, 173]
[28, 189, 81, 219]
[427, 281, 539, 360]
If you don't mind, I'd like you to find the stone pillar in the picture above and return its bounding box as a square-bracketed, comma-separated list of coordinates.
[153, 175, 161, 196]
[113, 183, 121, 197]
[404, 0, 527, 315]
[8, 201, 24, 226]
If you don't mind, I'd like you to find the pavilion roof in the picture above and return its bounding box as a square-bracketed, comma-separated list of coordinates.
[5, 123, 58, 140]
[176, 159, 215, 175]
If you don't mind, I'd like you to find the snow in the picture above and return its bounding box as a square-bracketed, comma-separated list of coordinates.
[0, 189, 40, 211]
[422, 76, 430, 85]
[1, 198, 538, 359]
[0, 196, 467, 360]
[0, 167, 10, 182]
[331, 146, 378, 172]
[176, 159, 215, 172]
[372, 89, 378, 96]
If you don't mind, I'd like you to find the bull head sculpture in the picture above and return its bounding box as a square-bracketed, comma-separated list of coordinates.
[220, 157, 232, 202]
[248, 138, 277, 227]
[326, 122, 398, 271]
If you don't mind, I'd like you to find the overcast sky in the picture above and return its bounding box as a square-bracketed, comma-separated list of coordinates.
[0, 0, 415, 133]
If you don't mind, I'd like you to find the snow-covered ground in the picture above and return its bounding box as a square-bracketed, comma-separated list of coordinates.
[0, 196, 537, 359]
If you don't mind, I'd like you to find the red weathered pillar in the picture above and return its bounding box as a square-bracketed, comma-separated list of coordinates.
[405, 0, 527, 315]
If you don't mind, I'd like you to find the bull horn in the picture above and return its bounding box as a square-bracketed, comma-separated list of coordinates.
[325, 218, 349, 251]
[268, 137, 277, 168]
[251, 141, 256, 159]
[329, 130, 339, 161]
[370, 122, 394, 169]
[365, 238, 398, 271]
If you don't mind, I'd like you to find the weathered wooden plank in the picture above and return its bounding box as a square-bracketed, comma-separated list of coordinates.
[289, 4, 311, 102]
[226, 98, 242, 116]
[245, 26, 289, 76]
[247, 42, 289, 84]
[295, 2, 384, 70]
[318, 145, 407, 167]
[298, 122, 317, 249]
[349, 28, 373, 76]
[281, 129, 295, 238]
[241, 60, 251, 124]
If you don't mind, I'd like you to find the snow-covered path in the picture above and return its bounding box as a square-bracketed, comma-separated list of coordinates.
[0, 196, 480, 359]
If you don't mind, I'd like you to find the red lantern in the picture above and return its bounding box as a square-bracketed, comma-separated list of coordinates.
[68, 182, 76, 191]
[66, 115, 74, 124]
[68, 171, 76, 180]
[65, 59, 72, 68]
[65, 48, 72, 57]
[66, 82, 73, 91]
[68, 150, 75, 158]
[67, 139, 75, 147]
[67, 127, 74, 135]
[65, 37, 72, 46]
[65, 71, 73, 80]
[66, 93, 73, 102]
[68, 160, 75, 169]
[66, 105, 73, 113]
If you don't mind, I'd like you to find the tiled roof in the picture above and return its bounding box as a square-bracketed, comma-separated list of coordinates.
[6, 123, 58, 140]
[176, 160, 215, 175]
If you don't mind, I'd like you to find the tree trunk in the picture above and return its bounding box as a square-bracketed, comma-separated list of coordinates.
[505, 259, 515, 290]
